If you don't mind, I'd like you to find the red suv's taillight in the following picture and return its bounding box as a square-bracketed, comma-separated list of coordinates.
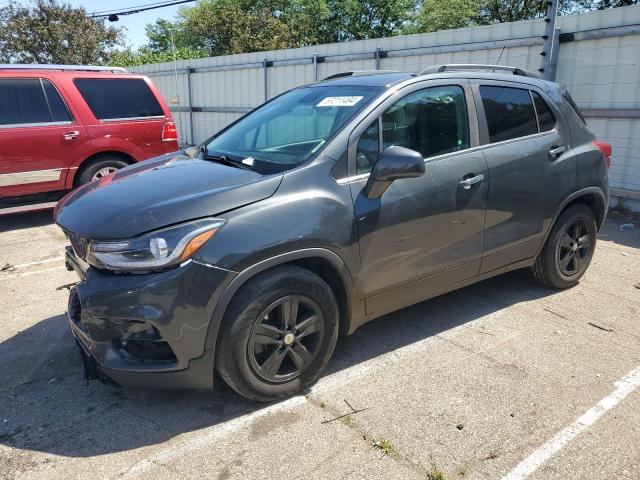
[162, 121, 178, 143]
[593, 140, 612, 170]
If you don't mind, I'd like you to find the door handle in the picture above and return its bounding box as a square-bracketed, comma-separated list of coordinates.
[459, 174, 485, 190]
[548, 145, 567, 160]
[62, 131, 80, 141]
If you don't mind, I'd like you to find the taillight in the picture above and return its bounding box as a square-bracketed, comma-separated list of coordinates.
[162, 121, 178, 143]
[593, 140, 612, 170]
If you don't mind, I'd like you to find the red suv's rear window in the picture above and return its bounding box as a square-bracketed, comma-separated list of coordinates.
[73, 78, 164, 120]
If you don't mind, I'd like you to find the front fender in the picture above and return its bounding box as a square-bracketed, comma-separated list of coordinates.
[202, 248, 365, 353]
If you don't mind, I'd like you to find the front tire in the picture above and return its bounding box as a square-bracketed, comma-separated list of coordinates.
[532, 204, 597, 289]
[215, 266, 339, 402]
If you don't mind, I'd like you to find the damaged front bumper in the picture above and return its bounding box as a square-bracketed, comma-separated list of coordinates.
[65, 247, 236, 389]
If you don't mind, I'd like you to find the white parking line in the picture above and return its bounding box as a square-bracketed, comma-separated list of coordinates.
[10, 256, 65, 269]
[0, 265, 66, 280]
[501, 365, 640, 480]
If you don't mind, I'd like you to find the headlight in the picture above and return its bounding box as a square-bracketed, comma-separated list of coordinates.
[87, 218, 225, 271]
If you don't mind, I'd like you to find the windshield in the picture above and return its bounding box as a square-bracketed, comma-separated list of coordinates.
[204, 85, 381, 173]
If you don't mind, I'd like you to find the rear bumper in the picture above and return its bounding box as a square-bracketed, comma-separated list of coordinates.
[65, 248, 236, 389]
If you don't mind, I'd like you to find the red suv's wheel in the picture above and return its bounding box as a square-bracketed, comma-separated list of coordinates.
[76, 156, 129, 186]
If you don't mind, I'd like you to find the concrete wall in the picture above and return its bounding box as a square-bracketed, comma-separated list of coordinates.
[131, 5, 640, 206]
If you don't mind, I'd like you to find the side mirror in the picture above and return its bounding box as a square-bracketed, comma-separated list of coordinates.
[365, 146, 425, 199]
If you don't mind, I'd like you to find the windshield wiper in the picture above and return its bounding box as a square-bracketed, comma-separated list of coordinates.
[200, 147, 253, 171]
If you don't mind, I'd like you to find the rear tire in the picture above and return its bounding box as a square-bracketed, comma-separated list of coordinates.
[215, 266, 339, 402]
[532, 204, 597, 289]
[76, 156, 129, 186]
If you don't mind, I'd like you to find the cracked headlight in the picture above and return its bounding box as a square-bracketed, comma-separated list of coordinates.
[87, 218, 226, 272]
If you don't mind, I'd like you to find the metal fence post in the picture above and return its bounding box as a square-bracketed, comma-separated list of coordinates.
[263, 58, 269, 101]
[313, 53, 318, 81]
[186, 66, 195, 145]
[375, 46, 381, 70]
[540, 0, 559, 79]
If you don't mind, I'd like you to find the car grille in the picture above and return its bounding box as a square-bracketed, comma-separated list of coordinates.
[66, 231, 88, 260]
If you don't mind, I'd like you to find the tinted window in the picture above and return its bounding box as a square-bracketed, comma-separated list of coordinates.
[356, 120, 380, 174]
[480, 86, 537, 142]
[74, 78, 164, 120]
[532, 91, 555, 132]
[0, 78, 51, 125]
[382, 85, 469, 159]
[42, 80, 72, 122]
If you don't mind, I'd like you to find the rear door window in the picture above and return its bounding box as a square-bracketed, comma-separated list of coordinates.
[0, 78, 70, 126]
[73, 78, 164, 120]
[480, 85, 538, 143]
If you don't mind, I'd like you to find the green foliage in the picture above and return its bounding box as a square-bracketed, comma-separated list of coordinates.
[479, 0, 549, 23]
[179, 0, 294, 55]
[0, 0, 124, 64]
[109, 47, 210, 67]
[327, 0, 419, 41]
[406, 0, 483, 33]
[372, 437, 397, 455]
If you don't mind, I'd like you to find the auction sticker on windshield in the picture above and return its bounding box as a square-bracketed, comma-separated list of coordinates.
[317, 96, 363, 107]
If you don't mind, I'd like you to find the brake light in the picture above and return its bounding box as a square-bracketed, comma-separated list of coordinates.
[162, 121, 178, 143]
[593, 140, 612, 169]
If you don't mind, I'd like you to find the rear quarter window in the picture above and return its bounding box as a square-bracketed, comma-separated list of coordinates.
[73, 78, 164, 120]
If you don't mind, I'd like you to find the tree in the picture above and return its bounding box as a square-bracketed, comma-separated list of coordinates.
[109, 47, 210, 67]
[479, 0, 549, 23]
[407, 0, 482, 33]
[0, 0, 124, 64]
[327, 0, 418, 40]
[145, 19, 189, 53]
[179, 1, 294, 55]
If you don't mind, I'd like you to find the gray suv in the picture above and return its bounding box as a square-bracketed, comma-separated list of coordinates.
[55, 64, 611, 401]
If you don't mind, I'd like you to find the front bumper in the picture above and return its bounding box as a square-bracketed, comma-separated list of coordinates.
[65, 247, 236, 389]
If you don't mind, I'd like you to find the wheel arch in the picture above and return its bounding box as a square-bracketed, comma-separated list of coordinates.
[71, 150, 136, 187]
[558, 187, 608, 231]
[204, 248, 365, 355]
[539, 187, 608, 257]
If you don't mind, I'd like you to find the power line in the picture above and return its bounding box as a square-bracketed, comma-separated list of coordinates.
[88, 0, 195, 20]
[90, 0, 186, 16]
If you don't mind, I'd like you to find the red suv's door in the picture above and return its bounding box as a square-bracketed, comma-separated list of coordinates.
[0, 77, 90, 197]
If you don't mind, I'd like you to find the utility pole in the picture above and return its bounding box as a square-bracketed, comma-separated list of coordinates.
[540, 0, 560, 81]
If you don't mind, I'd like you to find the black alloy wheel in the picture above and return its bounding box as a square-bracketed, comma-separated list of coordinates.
[557, 219, 592, 276]
[532, 203, 597, 289]
[248, 295, 325, 383]
[215, 265, 339, 401]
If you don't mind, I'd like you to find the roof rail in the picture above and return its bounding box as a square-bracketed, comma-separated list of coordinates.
[322, 70, 398, 81]
[417, 64, 538, 78]
[0, 64, 128, 73]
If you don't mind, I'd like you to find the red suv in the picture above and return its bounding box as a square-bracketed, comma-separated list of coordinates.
[0, 64, 179, 214]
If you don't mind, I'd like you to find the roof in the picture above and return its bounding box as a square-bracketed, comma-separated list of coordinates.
[311, 71, 413, 88]
[308, 64, 556, 91]
[0, 64, 127, 73]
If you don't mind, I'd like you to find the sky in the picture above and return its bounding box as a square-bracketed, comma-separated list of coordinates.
[67, 0, 188, 49]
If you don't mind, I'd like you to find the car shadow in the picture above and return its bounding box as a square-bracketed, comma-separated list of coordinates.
[0, 210, 54, 233]
[0, 268, 559, 458]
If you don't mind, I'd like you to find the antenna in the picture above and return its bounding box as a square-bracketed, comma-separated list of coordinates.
[170, 31, 185, 147]
[493, 46, 506, 72]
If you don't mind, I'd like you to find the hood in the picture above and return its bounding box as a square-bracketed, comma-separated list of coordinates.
[55, 152, 282, 240]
